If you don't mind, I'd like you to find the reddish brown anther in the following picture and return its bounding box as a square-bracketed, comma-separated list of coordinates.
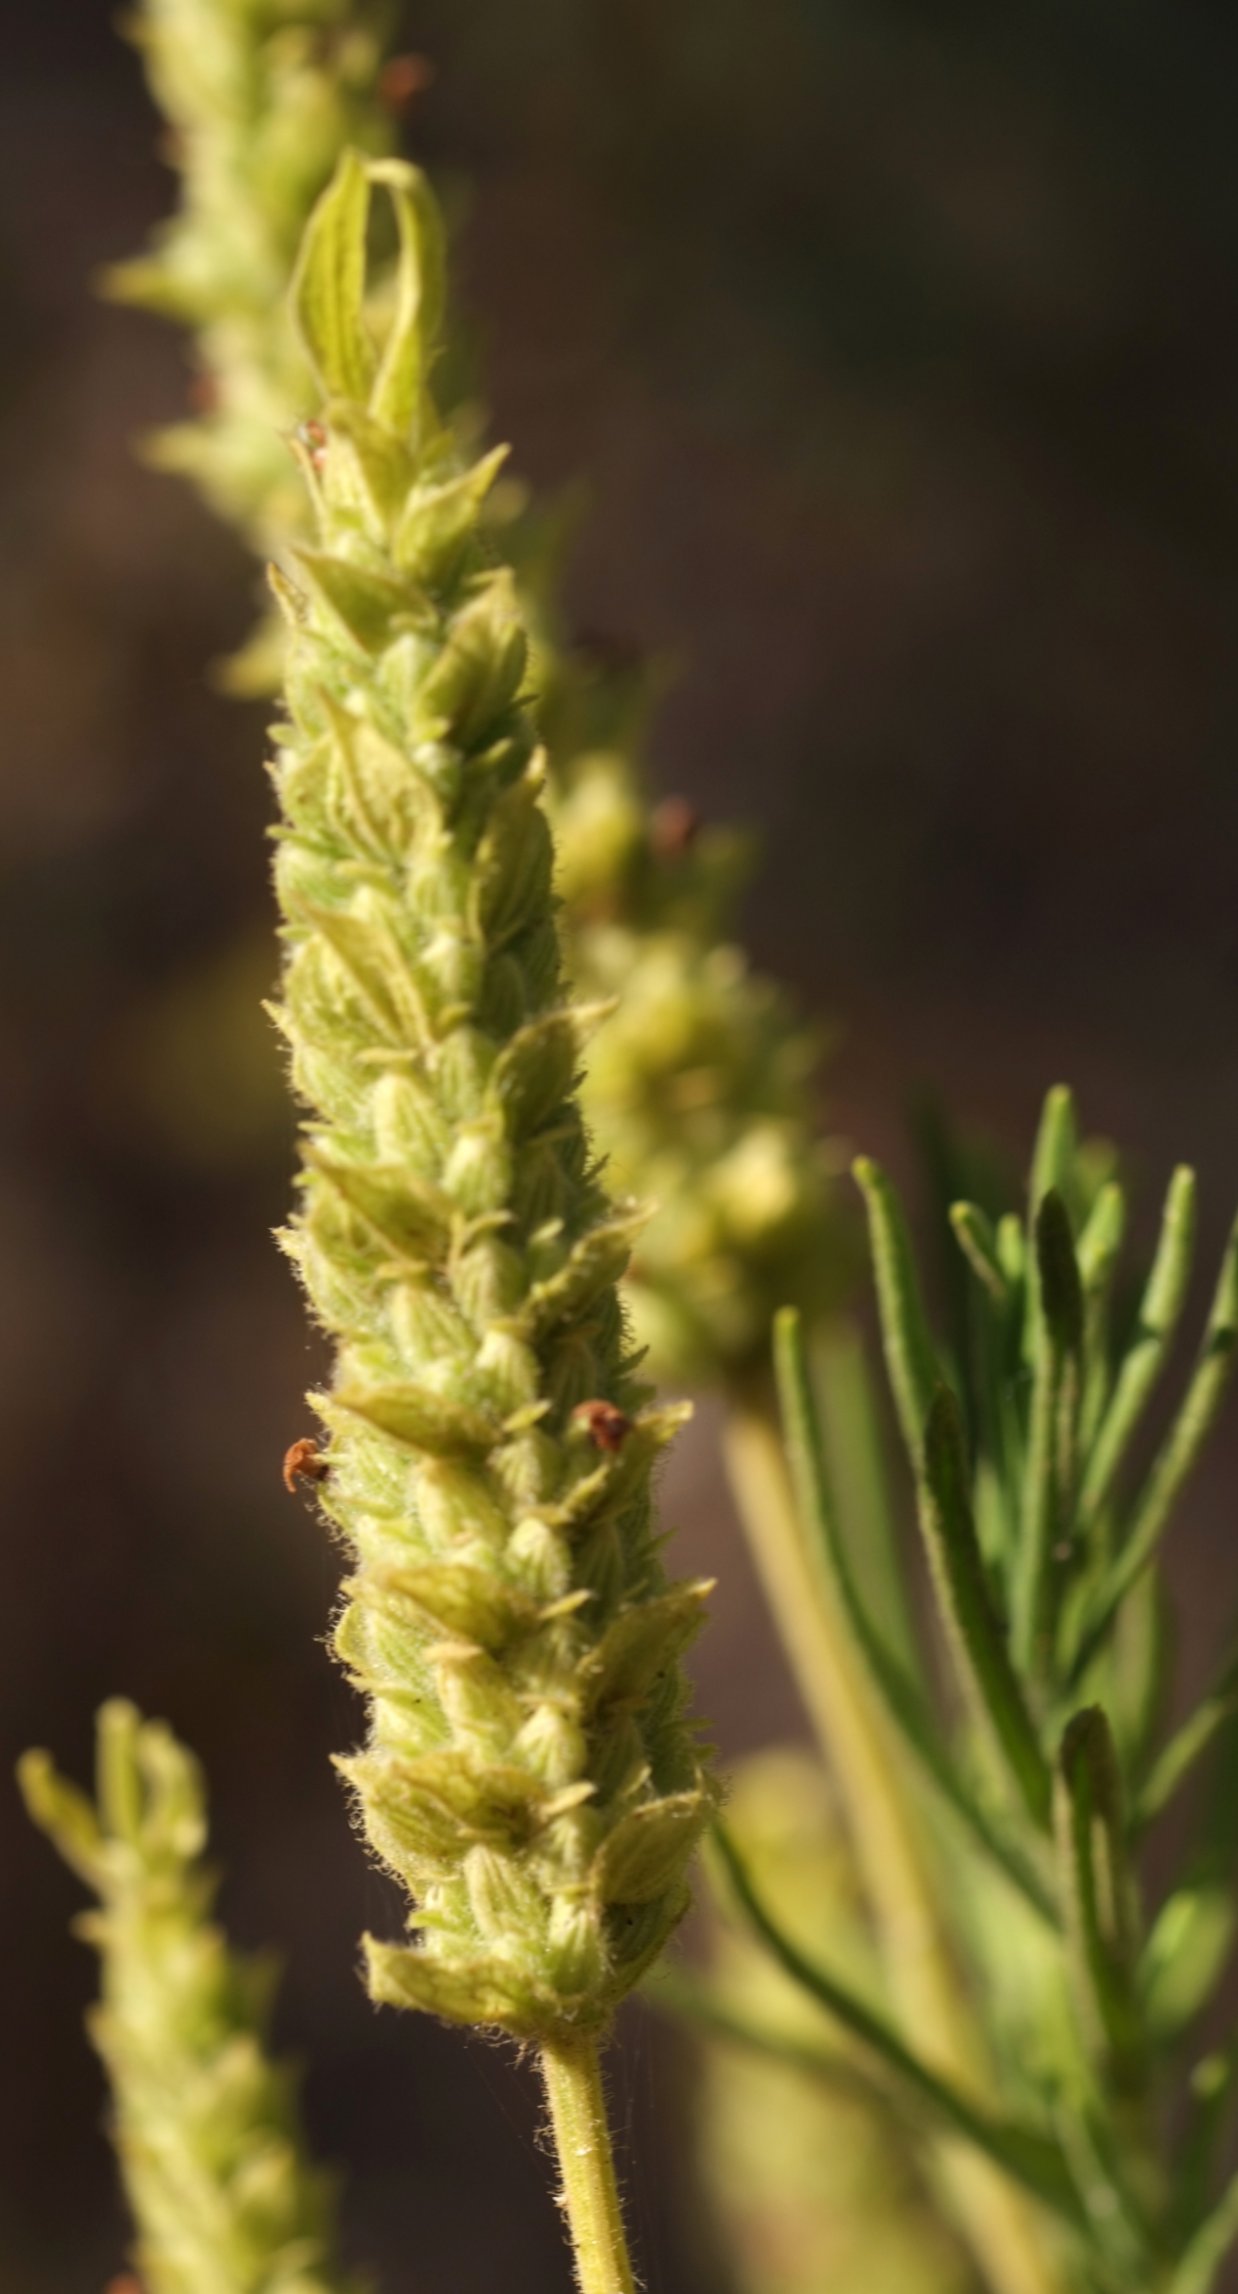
[379, 53, 436, 110]
[650, 796, 701, 859]
[283, 1437, 329, 1493]
[105, 2277, 143, 2294]
[295, 418, 328, 473]
[571, 1400, 633, 1454]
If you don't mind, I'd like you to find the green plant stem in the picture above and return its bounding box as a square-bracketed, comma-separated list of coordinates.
[775, 1309, 1056, 1922]
[722, 1379, 1065, 2294]
[541, 2037, 637, 2294]
[714, 1825, 1084, 2230]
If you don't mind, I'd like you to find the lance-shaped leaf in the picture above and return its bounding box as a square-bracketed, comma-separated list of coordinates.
[1167, 2169, 1238, 2294]
[920, 1388, 1052, 1829]
[367, 159, 447, 440]
[853, 1156, 940, 1472]
[396, 447, 511, 589]
[1012, 1189, 1083, 1681]
[1136, 1642, 1238, 1830]
[949, 1200, 1010, 1306]
[305, 1150, 453, 1265]
[419, 570, 528, 749]
[1076, 1178, 1128, 1451]
[712, 1823, 1083, 2226]
[292, 146, 377, 403]
[290, 545, 419, 654]
[775, 1309, 1055, 1919]
[1054, 1707, 1144, 2091]
[594, 1790, 709, 1905]
[1140, 1883, 1236, 2042]
[1026, 1087, 1079, 1297]
[1079, 1166, 1196, 1526]
[1073, 1210, 1238, 1676]
[487, 1002, 612, 1137]
[322, 1379, 497, 1458]
[582, 1583, 712, 1713]
[519, 1210, 646, 1341]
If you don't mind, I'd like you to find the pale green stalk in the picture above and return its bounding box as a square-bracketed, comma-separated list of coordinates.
[541, 2041, 637, 2294]
[20, 1703, 351, 2294]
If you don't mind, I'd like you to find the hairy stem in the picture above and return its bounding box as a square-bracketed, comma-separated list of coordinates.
[541, 2037, 637, 2294]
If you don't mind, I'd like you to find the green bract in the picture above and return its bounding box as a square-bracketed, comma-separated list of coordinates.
[271, 152, 713, 2043]
[19, 1704, 351, 2294]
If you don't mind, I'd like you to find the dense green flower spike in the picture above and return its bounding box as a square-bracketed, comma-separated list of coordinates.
[529, 619, 843, 1385]
[107, 0, 398, 689]
[19, 1704, 351, 2294]
[272, 151, 713, 2044]
[110, 0, 842, 1381]
[731, 1088, 1238, 2292]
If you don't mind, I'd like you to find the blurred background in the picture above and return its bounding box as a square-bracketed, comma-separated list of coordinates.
[5, 2, 1238, 2287]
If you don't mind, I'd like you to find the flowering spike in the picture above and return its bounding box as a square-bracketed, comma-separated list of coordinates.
[19, 1705, 353, 2294]
[273, 154, 713, 2044]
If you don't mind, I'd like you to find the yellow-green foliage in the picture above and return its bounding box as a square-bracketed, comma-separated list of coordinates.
[20, 1704, 351, 2294]
[699, 1750, 975, 2294]
[271, 152, 713, 2041]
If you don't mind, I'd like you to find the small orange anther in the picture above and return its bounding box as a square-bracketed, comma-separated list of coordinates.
[571, 1400, 632, 1454]
[283, 1438, 329, 1493]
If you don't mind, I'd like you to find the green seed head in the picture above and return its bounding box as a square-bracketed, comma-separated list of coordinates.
[19, 1704, 352, 2294]
[272, 152, 714, 2042]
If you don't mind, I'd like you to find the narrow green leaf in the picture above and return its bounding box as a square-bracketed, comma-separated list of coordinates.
[648, 1962, 899, 2117]
[1074, 1211, 1238, 1675]
[17, 1750, 104, 1887]
[97, 1697, 144, 1846]
[306, 1149, 453, 1264]
[1168, 2168, 1238, 2294]
[949, 1199, 1009, 1306]
[1136, 1646, 1238, 1830]
[1013, 1191, 1083, 1681]
[775, 1310, 1056, 1919]
[367, 159, 447, 439]
[1140, 1883, 1235, 2040]
[1054, 1707, 1144, 2089]
[290, 147, 376, 403]
[289, 546, 414, 653]
[1174, 2052, 1238, 2257]
[920, 1388, 1053, 1829]
[852, 1156, 940, 1471]
[1029, 1085, 1079, 1230]
[813, 1315, 918, 1673]
[1080, 1166, 1197, 1526]
[712, 1823, 1083, 2226]
[1077, 1181, 1127, 1300]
